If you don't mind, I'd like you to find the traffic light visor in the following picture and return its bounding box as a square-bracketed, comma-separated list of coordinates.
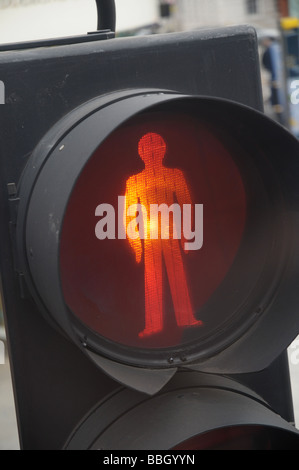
[17, 91, 299, 372]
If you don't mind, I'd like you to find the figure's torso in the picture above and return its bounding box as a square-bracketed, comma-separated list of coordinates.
[134, 167, 181, 207]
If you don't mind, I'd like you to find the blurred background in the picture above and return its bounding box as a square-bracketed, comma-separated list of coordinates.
[0, 1, 297, 135]
[0, 0, 299, 450]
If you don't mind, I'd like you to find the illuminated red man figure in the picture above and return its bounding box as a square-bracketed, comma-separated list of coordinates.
[125, 132, 202, 338]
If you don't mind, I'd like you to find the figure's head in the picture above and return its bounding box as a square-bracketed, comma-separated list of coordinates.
[138, 132, 166, 166]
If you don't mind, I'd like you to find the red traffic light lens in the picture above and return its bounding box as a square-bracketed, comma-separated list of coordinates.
[60, 111, 247, 350]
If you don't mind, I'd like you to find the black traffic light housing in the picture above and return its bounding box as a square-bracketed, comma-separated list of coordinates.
[1, 1, 299, 450]
[65, 372, 299, 450]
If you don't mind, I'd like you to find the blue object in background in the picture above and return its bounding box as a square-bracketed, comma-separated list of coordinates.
[262, 40, 287, 125]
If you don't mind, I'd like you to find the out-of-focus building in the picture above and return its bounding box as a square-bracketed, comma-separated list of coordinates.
[0, 0, 284, 43]
[290, 0, 299, 17]
[173, 0, 280, 32]
[278, 0, 290, 16]
[280, 0, 299, 17]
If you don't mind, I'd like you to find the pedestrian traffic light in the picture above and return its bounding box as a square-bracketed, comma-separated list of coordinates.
[1, 0, 299, 450]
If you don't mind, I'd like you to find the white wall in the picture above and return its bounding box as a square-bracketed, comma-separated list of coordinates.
[0, 0, 159, 44]
[115, 0, 159, 31]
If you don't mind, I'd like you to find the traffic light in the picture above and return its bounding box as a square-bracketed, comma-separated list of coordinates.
[1, 0, 299, 450]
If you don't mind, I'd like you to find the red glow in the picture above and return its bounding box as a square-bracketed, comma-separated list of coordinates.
[173, 426, 272, 450]
[125, 133, 202, 338]
[60, 112, 247, 350]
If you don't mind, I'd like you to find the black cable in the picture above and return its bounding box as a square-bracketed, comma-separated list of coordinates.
[95, 0, 116, 32]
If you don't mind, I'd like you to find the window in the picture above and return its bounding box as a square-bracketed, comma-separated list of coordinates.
[246, 0, 258, 14]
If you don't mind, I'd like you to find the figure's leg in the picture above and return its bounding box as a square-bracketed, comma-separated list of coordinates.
[162, 239, 203, 327]
[139, 240, 163, 338]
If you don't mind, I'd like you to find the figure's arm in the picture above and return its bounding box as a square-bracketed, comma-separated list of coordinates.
[174, 170, 193, 252]
[174, 169, 192, 206]
[124, 177, 143, 263]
